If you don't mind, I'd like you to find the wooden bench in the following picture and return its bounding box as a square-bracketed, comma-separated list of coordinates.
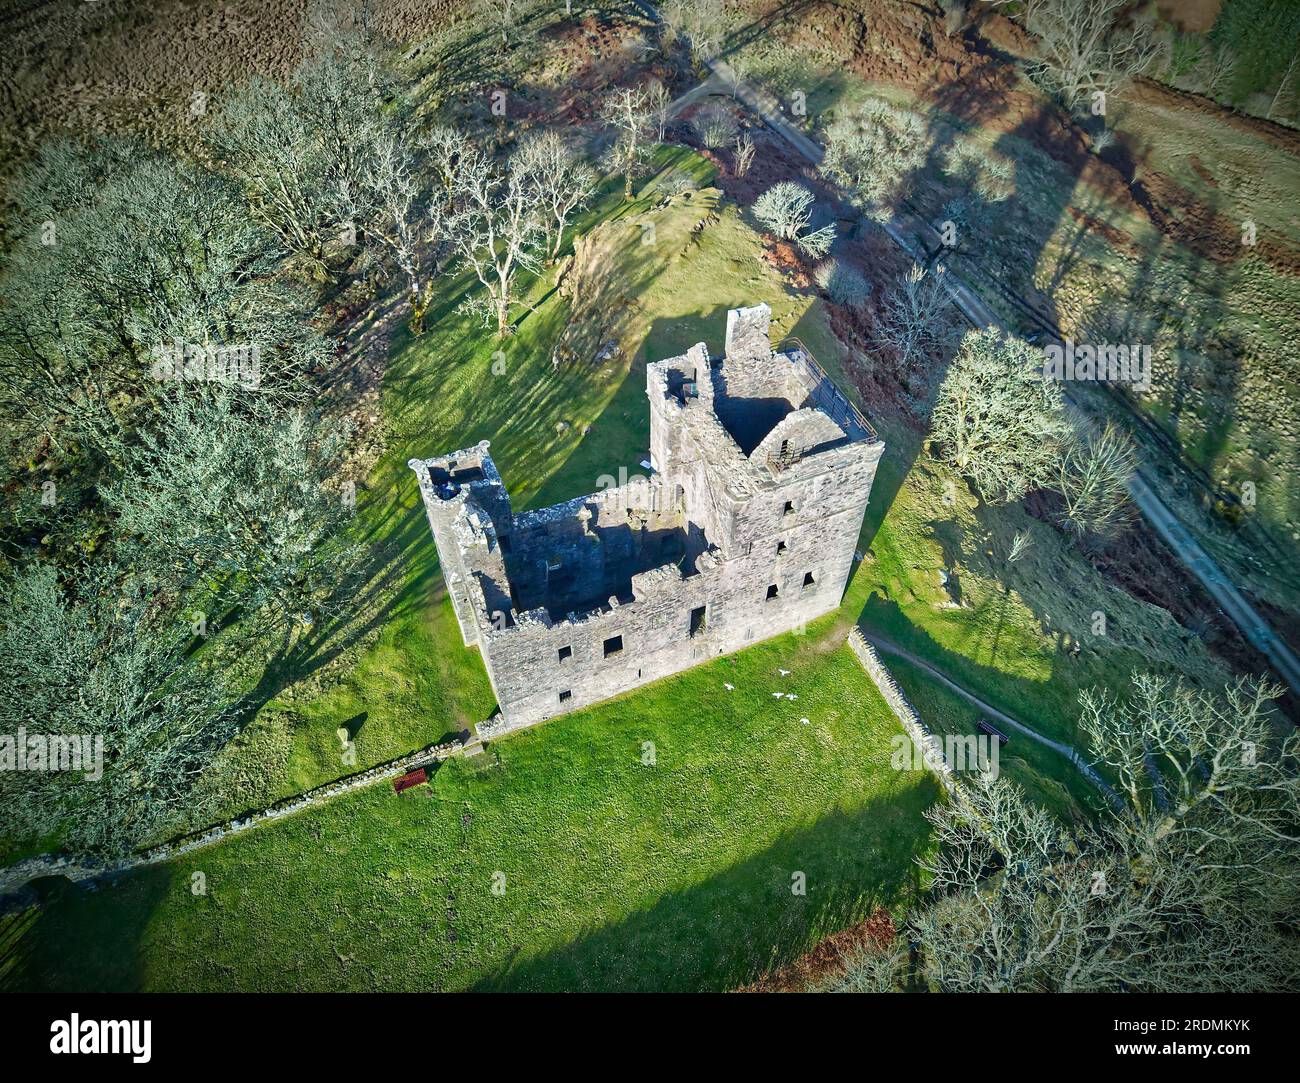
[977, 719, 1010, 745]
[393, 767, 428, 794]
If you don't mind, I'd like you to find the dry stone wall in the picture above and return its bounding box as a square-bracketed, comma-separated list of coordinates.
[848, 628, 955, 795]
[0, 732, 468, 911]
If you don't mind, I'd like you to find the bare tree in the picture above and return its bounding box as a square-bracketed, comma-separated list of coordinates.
[210, 50, 406, 284]
[929, 674, 1297, 991]
[732, 133, 756, 176]
[444, 144, 547, 337]
[751, 181, 835, 258]
[1267, 51, 1300, 121]
[938, 0, 968, 38]
[333, 126, 432, 328]
[423, 125, 473, 212]
[600, 85, 656, 200]
[207, 76, 334, 276]
[875, 263, 952, 371]
[940, 136, 1016, 204]
[826, 938, 908, 992]
[1026, 0, 1159, 111]
[516, 130, 597, 264]
[931, 327, 1069, 503]
[1007, 528, 1033, 563]
[1055, 420, 1136, 538]
[0, 144, 322, 454]
[834, 670, 1299, 991]
[104, 391, 358, 636]
[663, 0, 724, 66]
[646, 78, 672, 142]
[728, 52, 749, 99]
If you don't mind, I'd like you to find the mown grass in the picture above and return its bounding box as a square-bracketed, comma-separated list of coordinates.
[12, 616, 937, 992]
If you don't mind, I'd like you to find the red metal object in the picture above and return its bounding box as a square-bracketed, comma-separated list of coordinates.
[393, 767, 427, 794]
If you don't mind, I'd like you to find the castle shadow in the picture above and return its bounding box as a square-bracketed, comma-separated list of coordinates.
[469, 789, 936, 992]
[1, 865, 175, 992]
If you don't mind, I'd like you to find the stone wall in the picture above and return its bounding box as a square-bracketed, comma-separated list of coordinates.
[848, 628, 955, 795]
[477, 539, 842, 731]
[0, 733, 469, 911]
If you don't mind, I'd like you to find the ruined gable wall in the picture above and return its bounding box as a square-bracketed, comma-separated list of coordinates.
[409, 449, 514, 648]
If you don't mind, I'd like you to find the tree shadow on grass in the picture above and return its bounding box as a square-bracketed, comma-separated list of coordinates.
[469, 788, 937, 992]
[0, 866, 175, 992]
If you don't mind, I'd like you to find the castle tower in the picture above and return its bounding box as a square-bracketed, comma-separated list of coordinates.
[412, 308, 883, 736]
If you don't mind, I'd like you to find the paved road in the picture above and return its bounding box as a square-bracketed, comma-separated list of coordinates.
[644, 1, 1300, 697]
[862, 630, 1121, 805]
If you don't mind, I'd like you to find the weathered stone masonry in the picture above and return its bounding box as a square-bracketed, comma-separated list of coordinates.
[409, 304, 884, 736]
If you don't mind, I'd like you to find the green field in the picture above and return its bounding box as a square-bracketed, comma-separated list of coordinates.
[8, 609, 937, 992]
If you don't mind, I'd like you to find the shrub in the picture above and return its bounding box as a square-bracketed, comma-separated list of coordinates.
[814, 259, 870, 309]
[692, 102, 738, 148]
[931, 327, 1070, 504]
[940, 137, 1016, 203]
[1054, 421, 1137, 538]
[876, 263, 952, 369]
[824, 98, 928, 220]
[752, 181, 835, 257]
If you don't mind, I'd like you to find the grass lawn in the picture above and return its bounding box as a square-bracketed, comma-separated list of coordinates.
[8, 617, 937, 992]
[882, 652, 1088, 823]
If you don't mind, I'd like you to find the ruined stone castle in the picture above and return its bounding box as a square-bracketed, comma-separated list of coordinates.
[409, 304, 884, 736]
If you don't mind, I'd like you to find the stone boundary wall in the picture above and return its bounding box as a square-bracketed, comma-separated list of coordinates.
[6, 630, 963, 907]
[0, 732, 472, 910]
[847, 628, 955, 796]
